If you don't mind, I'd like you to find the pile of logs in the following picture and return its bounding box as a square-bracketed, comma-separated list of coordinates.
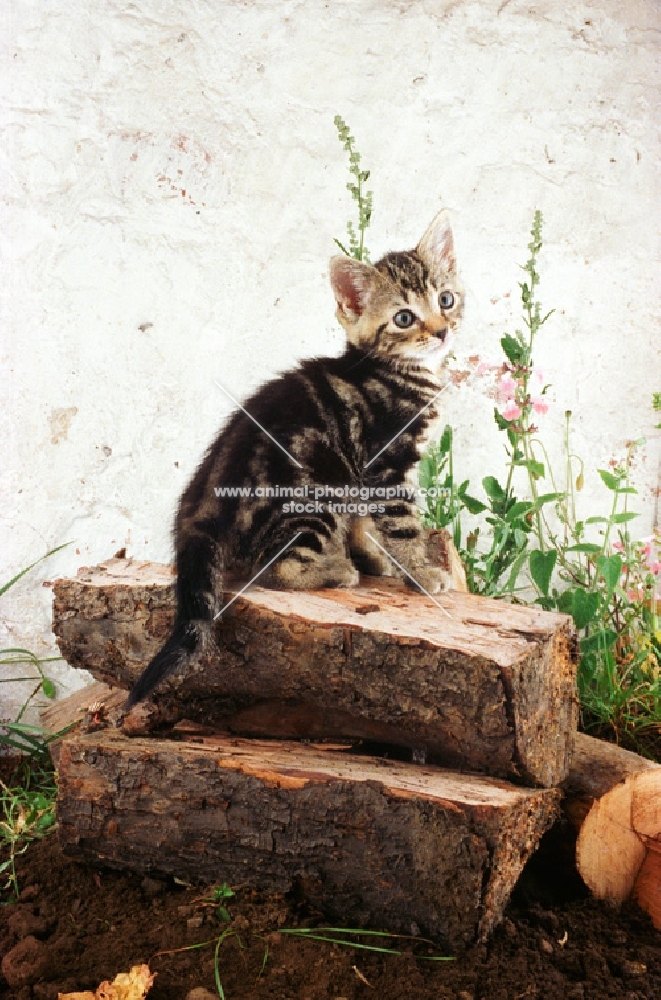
[45, 556, 660, 948]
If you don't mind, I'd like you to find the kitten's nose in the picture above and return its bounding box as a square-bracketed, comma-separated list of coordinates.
[433, 327, 448, 341]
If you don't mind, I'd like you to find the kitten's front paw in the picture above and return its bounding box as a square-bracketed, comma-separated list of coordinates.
[407, 564, 452, 595]
[267, 556, 359, 591]
[335, 565, 361, 588]
[424, 529, 468, 593]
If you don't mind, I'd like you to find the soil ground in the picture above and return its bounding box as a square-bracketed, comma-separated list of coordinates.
[0, 821, 659, 1000]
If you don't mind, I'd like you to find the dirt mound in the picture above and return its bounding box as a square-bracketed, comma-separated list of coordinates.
[0, 830, 659, 1000]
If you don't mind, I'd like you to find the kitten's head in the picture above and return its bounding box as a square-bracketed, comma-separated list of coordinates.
[330, 210, 463, 368]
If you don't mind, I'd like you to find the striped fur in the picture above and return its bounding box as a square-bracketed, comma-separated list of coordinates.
[127, 211, 463, 706]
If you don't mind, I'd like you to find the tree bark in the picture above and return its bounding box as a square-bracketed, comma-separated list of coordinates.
[55, 729, 561, 949]
[52, 557, 578, 786]
[563, 731, 659, 827]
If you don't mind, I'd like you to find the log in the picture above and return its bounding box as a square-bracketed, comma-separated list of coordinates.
[52, 558, 577, 786]
[563, 732, 661, 930]
[55, 729, 561, 948]
[563, 731, 660, 828]
[634, 851, 661, 931]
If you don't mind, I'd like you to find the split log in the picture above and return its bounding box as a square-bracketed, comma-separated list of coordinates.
[55, 729, 561, 948]
[563, 732, 661, 930]
[52, 557, 578, 786]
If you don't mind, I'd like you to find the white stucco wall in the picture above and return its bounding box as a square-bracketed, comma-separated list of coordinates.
[1, 0, 659, 721]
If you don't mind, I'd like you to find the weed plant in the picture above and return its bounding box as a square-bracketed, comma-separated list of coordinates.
[419, 213, 660, 751]
[0, 545, 68, 900]
[333, 116, 373, 263]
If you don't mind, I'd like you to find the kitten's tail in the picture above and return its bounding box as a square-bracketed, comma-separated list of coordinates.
[125, 619, 202, 708]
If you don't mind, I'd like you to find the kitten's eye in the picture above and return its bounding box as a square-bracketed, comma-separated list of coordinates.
[439, 291, 455, 310]
[393, 309, 415, 329]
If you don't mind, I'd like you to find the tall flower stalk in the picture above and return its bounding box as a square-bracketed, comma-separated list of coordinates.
[333, 116, 373, 263]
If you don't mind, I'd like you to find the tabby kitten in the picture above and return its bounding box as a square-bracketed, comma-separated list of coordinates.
[127, 210, 464, 706]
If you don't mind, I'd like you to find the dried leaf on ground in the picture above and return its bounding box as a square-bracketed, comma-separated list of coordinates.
[58, 964, 156, 1000]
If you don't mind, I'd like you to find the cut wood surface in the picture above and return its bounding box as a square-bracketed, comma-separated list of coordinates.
[563, 732, 661, 931]
[55, 730, 561, 948]
[634, 850, 661, 931]
[52, 557, 578, 786]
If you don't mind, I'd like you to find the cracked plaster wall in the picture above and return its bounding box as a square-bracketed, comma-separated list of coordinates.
[1, 0, 659, 718]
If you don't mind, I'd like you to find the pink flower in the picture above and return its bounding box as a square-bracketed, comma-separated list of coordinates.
[649, 561, 661, 577]
[533, 368, 544, 384]
[612, 540, 625, 552]
[532, 396, 549, 415]
[501, 400, 522, 421]
[477, 361, 491, 376]
[627, 587, 644, 602]
[498, 374, 518, 401]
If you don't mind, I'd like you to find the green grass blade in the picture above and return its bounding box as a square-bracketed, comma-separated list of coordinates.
[281, 931, 403, 954]
[279, 926, 454, 960]
[0, 544, 70, 597]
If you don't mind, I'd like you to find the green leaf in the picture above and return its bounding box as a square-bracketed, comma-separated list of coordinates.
[529, 549, 557, 597]
[565, 543, 601, 553]
[41, 679, 56, 699]
[596, 554, 623, 593]
[514, 459, 545, 479]
[513, 528, 528, 548]
[482, 476, 506, 501]
[500, 334, 524, 366]
[213, 882, 235, 900]
[418, 455, 434, 489]
[503, 547, 531, 594]
[439, 424, 452, 454]
[580, 629, 618, 653]
[459, 492, 488, 515]
[584, 516, 609, 524]
[493, 408, 512, 431]
[506, 501, 533, 521]
[557, 590, 575, 615]
[534, 492, 563, 507]
[597, 469, 621, 491]
[571, 590, 600, 630]
[611, 512, 639, 524]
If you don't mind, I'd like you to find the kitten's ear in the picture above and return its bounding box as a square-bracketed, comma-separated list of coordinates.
[417, 210, 456, 276]
[329, 255, 381, 319]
